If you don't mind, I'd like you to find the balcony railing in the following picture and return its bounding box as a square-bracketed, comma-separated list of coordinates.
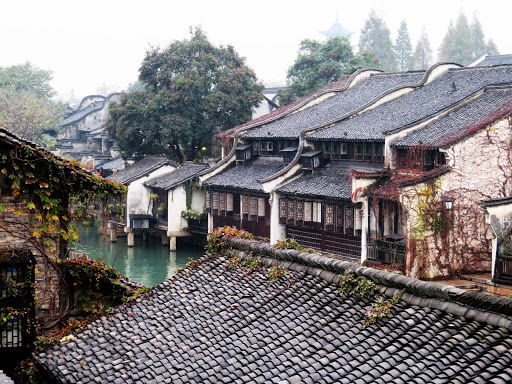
[367, 237, 406, 265]
[495, 254, 512, 283]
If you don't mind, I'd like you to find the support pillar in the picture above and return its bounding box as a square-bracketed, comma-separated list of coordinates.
[127, 232, 135, 247]
[170, 236, 177, 251]
[109, 228, 117, 243]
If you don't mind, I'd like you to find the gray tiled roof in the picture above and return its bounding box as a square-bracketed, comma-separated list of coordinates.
[309, 65, 512, 141]
[95, 157, 125, 172]
[144, 162, 209, 190]
[107, 156, 177, 185]
[203, 158, 284, 192]
[37, 246, 512, 384]
[476, 54, 512, 67]
[242, 71, 425, 139]
[394, 86, 512, 148]
[277, 166, 352, 200]
[61, 102, 104, 127]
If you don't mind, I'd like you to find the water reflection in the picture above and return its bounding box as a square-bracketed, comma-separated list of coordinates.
[73, 223, 204, 287]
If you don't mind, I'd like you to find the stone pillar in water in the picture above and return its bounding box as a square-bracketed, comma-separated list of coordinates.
[127, 232, 135, 247]
[170, 236, 177, 251]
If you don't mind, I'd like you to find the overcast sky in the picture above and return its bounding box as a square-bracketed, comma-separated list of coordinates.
[2, 0, 511, 100]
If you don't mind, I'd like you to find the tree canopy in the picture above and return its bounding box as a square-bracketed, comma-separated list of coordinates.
[394, 21, 413, 71]
[106, 28, 264, 162]
[412, 30, 433, 70]
[278, 36, 378, 104]
[439, 12, 499, 64]
[359, 10, 397, 71]
[0, 62, 55, 99]
[0, 62, 64, 145]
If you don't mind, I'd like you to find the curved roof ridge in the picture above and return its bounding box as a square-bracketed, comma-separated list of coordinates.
[226, 237, 512, 324]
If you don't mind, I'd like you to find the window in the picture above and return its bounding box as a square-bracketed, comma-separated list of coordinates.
[313, 202, 322, 223]
[279, 199, 287, 223]
[227, 193, 233, 212]
[345, 207, 354, 232]
[325, 204, 334, 228]
[355, 143, 363, 160]
[249, 197, 258, 216]
[304, 202, 312, 222]
[296, 201, 304, 222]
[374, 143, 383, 161]
[219, 193, 227, 214]
[313, 156, 321, 168]
[323, 142, 331, 154]
[364, 143, 373, 161]
[336, 205, 344, 232]
[254, 141, 260, 150]
[341, 143, 348, 155]
[205, 191, 211, 209]
[258, 198, 266, 217]
[287, 200, 295, 223]
[332, 142, 340, 154]
[212, 192, 219, 214]
[242, 195, 249, 215]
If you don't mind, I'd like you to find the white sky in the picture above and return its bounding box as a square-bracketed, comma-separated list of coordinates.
[2, 0, 511, 100]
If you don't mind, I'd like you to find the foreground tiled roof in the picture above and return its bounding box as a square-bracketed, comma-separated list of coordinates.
[277, 166, 352, 200]
[38, 239, 512, 384]
[107, 156, 177, 185]
[0, 371, 14, 384]
[393, 86, 512, 148]
[203, 158, 284, 193]
[309, 65, 512, 141]
[243, 71, 425, 140]
[144, 162, 209, 190]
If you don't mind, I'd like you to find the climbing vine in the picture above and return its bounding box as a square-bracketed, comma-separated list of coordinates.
[0, 139, 126, 331]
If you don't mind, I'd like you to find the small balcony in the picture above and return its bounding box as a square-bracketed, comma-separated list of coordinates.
[367, 236, 406, 266]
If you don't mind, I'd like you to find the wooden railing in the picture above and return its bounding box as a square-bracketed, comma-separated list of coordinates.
[495, 254, 512, 282]
[187, 214, 208, 234]
[366, 238, 406, 265]
[286, 226, 361, 259]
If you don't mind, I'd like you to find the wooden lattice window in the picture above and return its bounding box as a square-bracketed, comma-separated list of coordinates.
[249, 197, 258, 216]
[279, 198, 287, 223]
[296, 201, 304, 223]
[226, 193, 233, 212]
[345, 207, 354, 232]
[212, 192, 219, 214]
[258, 198, 265, 217]
[336, 205, 344, 232]
[242, 195, 249, 215]
[219, 193, 227, 215]
[325, 204, 334, 229]
[304, 202, 312, 222]
[205, 191, 211, 209]
[313, 202, 322, 223]
[287, 200, 295, 224]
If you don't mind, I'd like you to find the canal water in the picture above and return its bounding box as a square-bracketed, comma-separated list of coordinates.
[73, 222, 204, 287]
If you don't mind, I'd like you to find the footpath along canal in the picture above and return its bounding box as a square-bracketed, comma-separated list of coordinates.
[73, 221, 204, 287]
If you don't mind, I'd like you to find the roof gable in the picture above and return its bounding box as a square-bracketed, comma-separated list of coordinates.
[144, 162, 209, 190]
[107, 156, 178, 185]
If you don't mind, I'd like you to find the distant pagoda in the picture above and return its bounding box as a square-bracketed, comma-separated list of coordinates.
[320, 11, 352, 39]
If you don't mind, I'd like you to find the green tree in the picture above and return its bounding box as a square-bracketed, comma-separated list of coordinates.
[486, 39, 499, 56]
[394, 20, 413, 71]
[0, 62, 55, 99]
[0, 88, 64, 145]
[359, 10, 397, 71]
[106, 27, 264, 162]
[470, 15, 487, 59]
[278, 36, 378, 104]
[412, 30, 433, 70]
[0, 62, 64, 146]
[439, 12, 497, 64]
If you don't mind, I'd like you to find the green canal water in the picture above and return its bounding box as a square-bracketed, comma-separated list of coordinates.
[73, 222, 204, 287]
